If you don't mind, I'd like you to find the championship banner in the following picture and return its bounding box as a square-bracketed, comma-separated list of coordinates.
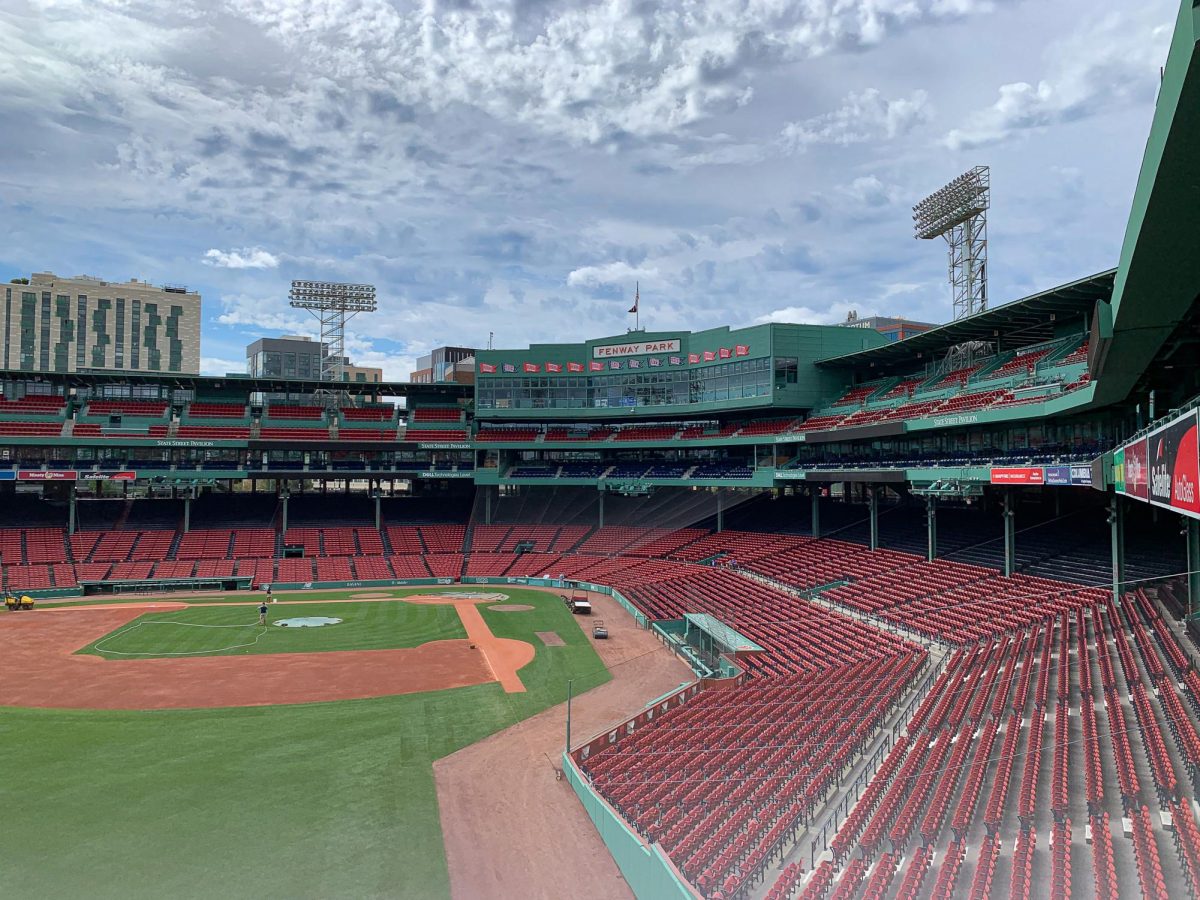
[567, 362, 584, 372]
[990, 467, 1044, 485]
[735, 345, 750, 356]
[718, 347, 732, 359]
[502, 363, 515, 373]
[608, 360, 621, 370]
[688, 353, 700, 364]
[478, 363, 497, 373]
[589, 361, 604, 371]
[648, 357, 661, 367]
[1147, 410, 1199, 514]
[702, 350, 716, 362]
[522, 362, 539, 373]
[669, 356, 682, 365]
[546, 362, 562, 373]
[1123, 437, 1149, 499]
[628, 358, 641, 368]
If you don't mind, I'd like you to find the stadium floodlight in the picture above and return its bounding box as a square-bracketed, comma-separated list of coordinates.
[913, 166, 990, 322]
[288, 280, 377, 387]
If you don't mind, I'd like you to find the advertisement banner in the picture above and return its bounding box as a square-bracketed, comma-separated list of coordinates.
[1147, 411, 1199, 514]
[1070, 465, 1094, 487]
[478, 362, 496, 373]
[1044, 466, 1071, 486]
[1123, 438, 1149, 499]
[88, 471, 137, 481]
[990, 467, 1044, 485]
[18, 470, 78, 481]
[1114, 447, 1126, 493]
[0, 470, 16, 481]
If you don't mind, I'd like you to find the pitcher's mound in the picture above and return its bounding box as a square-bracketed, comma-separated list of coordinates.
[488, 604, 535, 612]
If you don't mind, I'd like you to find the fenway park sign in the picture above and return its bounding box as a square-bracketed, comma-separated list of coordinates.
[593, 339, 680, 359]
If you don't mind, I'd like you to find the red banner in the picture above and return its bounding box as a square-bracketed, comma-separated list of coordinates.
[478, 363, 496, 373]
[989, 467, 1044, 485]
[90, 471, 137, 481]
[735, 345, 750, 356]
[718, 347, 732, 359]
[522, 362, 539, 373]
[567, 362, 584, 373]
[18, 470, 78, 481]
[688, 353, 700, 364]
[702, 350, 716, 362]
[1124, 438, 1149, 499]
[545, 362, 562, 373]
[1148, 412, 1199, 514]
[589, 361, 604, 371]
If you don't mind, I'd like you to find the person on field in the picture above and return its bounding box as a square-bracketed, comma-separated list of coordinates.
[258, 600, 269, 626]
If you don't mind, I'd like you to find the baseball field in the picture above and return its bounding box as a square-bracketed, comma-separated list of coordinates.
[0, 586, 613, 899]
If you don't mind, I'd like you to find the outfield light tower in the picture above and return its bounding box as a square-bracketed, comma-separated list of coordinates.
[288, 280, 377, 386]
[913, 166, 990, 321]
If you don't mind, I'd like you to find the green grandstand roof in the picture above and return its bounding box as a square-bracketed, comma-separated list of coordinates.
[815, 269, 1115, 372]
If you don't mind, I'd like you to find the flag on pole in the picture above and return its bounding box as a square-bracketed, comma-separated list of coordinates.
[628, 282, 639, 315]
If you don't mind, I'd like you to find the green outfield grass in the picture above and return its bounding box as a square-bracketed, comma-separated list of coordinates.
[0, 587, 611, 900]
[78, 600, 467, 658]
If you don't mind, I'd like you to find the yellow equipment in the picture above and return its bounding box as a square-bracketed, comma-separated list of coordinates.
[4, 594, 35, 611]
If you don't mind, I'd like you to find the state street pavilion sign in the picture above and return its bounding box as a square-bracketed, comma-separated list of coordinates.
[593, 339, 681, 359]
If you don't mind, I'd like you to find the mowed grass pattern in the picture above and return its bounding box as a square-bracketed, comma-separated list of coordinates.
[78, 600, 466, 658]
[1, 587, 612, 899]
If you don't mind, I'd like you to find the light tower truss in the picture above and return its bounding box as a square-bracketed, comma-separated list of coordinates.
[288, 280, 377, 388]
[913, 166, 990, 321]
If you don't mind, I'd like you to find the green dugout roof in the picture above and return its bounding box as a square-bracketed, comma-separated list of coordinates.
[683, 613, 765, 653]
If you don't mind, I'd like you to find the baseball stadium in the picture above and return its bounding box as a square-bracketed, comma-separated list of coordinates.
[4, 4, 1200, 900]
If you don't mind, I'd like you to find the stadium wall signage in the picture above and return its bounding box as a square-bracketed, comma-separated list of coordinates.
[1146, 410, 1199, 515]
[593, 340, 681, 358]
[989, 467, 1044, 485]
[17, 470, 78, 481]
[1044, 465, 1093, 487]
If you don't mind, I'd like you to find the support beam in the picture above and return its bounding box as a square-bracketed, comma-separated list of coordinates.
[1187, 516, 1200, 621]
[926, 496, 938, 563]
[1003, 488, 1016, 578]
[598, 491, 605, 529]
[1110, 495, 1125, 605]
[484, 486, 493, 526]
[374, 489, 382, 532]
[716, 492, 724, 533]
[811, 490, 821, 539]
[282, 490, 289, 534]
[184, 494, 191, 533]
[868, 487, 879, 551]
[68, 486, 77, 536]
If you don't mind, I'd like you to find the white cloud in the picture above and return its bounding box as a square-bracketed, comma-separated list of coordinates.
[203, 247, 280, 269]
[944, 11, 1170, 149]
[781, 89, 932, 152]
[215, 294, 310, 332]
[754, 303, 858, 326]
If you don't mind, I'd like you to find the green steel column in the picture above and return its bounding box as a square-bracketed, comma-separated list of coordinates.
[926, 496, 937, 563]
[374, 490, 382, 532]
[1003, 488, 1016, 578]
[811, 490, 821, 539]
[716, 492, 724, 533]
[184, 495, 191, 533]
[484, 486, 493, 526]
[282, 491, 289, 534]
[598, 491, 605, 529]
[68, 486, 76, 536]
[1110, 495, 1124, 605]
[1187, 516, 1200, 620]
[868, 487, 879, 551]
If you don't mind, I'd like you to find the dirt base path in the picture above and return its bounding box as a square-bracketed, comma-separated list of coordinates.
[434, 591, 693, 900]
[0, 603, 501, 709]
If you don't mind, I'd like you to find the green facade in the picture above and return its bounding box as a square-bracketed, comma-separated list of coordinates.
[474, 323, 886, 419]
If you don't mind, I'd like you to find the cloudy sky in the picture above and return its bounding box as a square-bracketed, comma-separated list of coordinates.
[0, 0, 1179, 379]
